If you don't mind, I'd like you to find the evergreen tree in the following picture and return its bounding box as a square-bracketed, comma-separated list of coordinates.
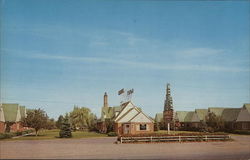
[59, 116, 72, 138]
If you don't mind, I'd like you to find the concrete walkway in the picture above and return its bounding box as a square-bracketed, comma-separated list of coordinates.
[0, 135, 250, 159]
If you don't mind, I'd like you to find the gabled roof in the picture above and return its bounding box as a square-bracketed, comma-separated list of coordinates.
[181, 111, 200, 123]
[155, 113, 163, 122]
[129, 111, 154, 123]
[115, 101, 153, 123]
[243, 104, 250, 113]
[221, 108, 241, 122]
[208, 107, 226, 116]
[195, 109, 208, 121]
[236, 104, 250, 122]
[20, 106, 26, 119]
[1, 103, 19, 122]
[175, 111, 189, 122]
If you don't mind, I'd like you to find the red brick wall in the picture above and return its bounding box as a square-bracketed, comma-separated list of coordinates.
[130, 123, 154, 134]
[114, 123, 123, 135]
[0, 122, 5, 133]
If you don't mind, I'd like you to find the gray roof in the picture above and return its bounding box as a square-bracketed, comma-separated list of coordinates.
[175, 111, 189, 122]
[155, 113, 163, 122]
[222, 108, 241, 122]
[195, 109, 208, 121]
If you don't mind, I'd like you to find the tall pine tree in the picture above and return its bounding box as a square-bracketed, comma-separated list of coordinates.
[59, 115, 72, 138]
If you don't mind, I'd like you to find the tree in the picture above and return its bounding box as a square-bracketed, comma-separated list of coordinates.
[46, 118, 56, 130]
[59, 116, 72, 138]
[205, 112, 225, 132]
[56, 115, 64, 129]
[21, 109, 48, 136]
[69, 106, 97, 131]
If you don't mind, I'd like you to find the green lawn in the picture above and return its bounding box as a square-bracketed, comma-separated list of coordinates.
[3, 129, 107, 141]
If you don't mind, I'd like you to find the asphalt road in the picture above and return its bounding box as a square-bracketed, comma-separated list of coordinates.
[0, 135, 250, 159]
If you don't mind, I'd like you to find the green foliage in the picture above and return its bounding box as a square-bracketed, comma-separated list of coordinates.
[205, 112, 225, 132]
[59, 116, 72, 138]
[105, 119, 114, 133]
[21, 108, 48, 136]
[46, 118, 56, 130]
[69, 106, 97, 131]
[56, 115, 64, 129]
[107, 132, 117, 137]
[230, 130, 250, 135]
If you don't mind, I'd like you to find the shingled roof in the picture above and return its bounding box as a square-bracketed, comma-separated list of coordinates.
[208, 107, 226, 117]
[221, 108, 241, 122]
[155, 113, 163, 123]
[175, 111, 189, 122]
[195, 109, 208, 121]
[0, 103, 26, 122]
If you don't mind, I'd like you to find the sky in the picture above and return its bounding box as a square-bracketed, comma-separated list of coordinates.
[0, 0, 249, 119]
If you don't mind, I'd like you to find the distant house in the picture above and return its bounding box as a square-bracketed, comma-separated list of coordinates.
[236, 104, 250, 130]
[221, 108, 241, 130]
[0, 103, 27, 133]
[174, 111, 189, 128]
[97, 92, 123, 133]
[114, 101, 154, 135]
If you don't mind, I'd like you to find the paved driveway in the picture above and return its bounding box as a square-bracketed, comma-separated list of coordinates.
[0, 135, 250, 159]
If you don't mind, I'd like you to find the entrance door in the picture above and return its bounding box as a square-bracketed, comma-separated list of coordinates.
[124, 124, 130, 134]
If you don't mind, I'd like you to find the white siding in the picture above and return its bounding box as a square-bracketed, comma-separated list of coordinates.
[117, 109, 139, 123]
[0, 107, 5, 122]
[15, 106, 22, 122]
[130, 112, 152, 123]
[115, 102, 134, 121]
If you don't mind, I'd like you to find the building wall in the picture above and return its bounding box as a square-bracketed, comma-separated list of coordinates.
[115, 122, 154, 135]
[10, 122, 23, 132]
[236, 122, 250, 130]
[0, 122, 6, 133]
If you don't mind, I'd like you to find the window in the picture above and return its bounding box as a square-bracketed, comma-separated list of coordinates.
[140, 124, 147, 130]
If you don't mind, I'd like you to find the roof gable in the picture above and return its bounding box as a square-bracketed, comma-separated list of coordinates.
[237, 105, 250, 122]
[208, 107, 226, 116]
[116, 108, 139, 123]
[155, 113, 163, 122]
[114, 101, 135, 121]
[175, 111, 189, 122]
[2, 103, 19, 122]
[195, 109, 208, 121]
[184, 112, 195, 122]
[0, 106, 5, 122]
[222, 108, 241, 122]
[243, 104, 250, 113]
[130, 112, 153, 123]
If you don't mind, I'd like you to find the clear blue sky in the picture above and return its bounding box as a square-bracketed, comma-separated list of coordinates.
[1, 0, 249, 119]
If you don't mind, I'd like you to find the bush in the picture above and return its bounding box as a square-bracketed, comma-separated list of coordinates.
[107, 132, 117, 137]
[16, 131, 23, 136]
[0, 132, 15, 139]
[231, 130, 250, 135]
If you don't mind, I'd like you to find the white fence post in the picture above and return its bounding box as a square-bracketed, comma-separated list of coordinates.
[179, 136, 181, 142]
[121, 137, 122, 144]
[150, 136, 152, 142]
[205, 135, 207, 141]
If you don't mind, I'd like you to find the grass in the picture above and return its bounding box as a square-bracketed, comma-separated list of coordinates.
[2, 129, 107, 141]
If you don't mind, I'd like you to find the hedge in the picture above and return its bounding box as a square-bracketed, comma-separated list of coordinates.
[0, 129, 34, 140]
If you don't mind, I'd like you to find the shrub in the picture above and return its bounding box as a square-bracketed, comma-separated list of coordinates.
[16, 131, 23, 136]
[107, 132, 117, 137]
[231, 130, 250, 135]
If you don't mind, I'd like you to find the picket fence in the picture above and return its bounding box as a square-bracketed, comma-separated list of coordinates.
[119, 135, 231, 143]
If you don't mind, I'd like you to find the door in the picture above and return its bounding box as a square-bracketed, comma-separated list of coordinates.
[124, 124, 130, 134]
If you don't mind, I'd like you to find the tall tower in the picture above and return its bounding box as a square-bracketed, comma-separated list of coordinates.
[163, 83, 174, 128]
[103, 92, 108, 108]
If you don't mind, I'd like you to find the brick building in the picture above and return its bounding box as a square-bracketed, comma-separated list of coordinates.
[0, 103, 27, 133]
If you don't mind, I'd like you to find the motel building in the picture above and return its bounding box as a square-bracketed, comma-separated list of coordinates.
[114, 101, 154, 135]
